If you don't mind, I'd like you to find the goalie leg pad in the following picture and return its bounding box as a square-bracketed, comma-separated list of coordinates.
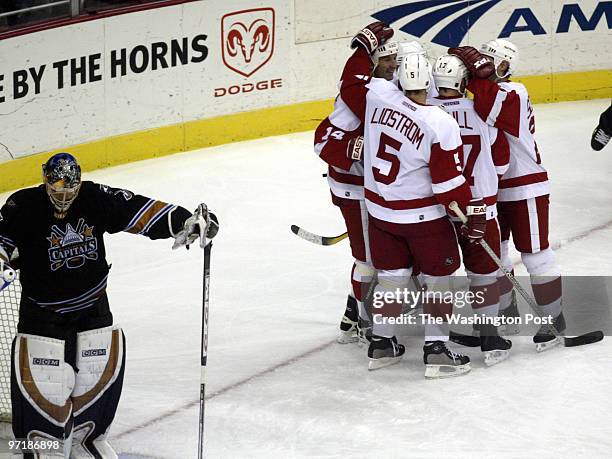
[11, 334, 75, 456]
[71, 326, 125, 458]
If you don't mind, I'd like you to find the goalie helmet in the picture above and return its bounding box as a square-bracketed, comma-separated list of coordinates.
[398, 52, 431, 91]
[480, 39, 518, 78]
[371, 41, 399, 64]
[42, 152, 82, 218]
[432, 55, 468, 92]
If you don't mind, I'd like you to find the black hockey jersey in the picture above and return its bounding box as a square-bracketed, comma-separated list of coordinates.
[0, 182, 192, 312]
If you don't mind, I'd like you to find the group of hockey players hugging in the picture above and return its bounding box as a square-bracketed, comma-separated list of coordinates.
[314, 21, 565, 378]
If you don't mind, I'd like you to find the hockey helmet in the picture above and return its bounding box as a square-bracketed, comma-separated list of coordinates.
[433, 55, 468, 93]
[371, 41, 399, 65]
[42, 152, 82, 218]
[396, 41, 426, 67]
[480, 39, 518, 79]
[398, 52, 431, 92]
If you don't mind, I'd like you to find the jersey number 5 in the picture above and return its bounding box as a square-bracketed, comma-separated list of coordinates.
[373, 133, 401, 185]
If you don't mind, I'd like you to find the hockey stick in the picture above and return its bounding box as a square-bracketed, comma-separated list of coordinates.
[198, 240, 211, 458]
[448, 202, 603, 347]
[290, 225, 348, 246]
[197, 203, 213, 458]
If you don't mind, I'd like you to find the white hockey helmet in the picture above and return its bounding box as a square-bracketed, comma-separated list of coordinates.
[396, 41, 426, 66]
[371, 41, 399, 65]
[480, 39, 518, 78]
[398, 52, 431, 91]
[433, 55, 468, 92]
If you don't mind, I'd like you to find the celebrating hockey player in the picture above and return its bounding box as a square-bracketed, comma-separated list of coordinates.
[0, 153, 218, 458]
[431, 54, 512, 365]
[340, 24, 486, 377]
[313, 25, 395, 344]
[450, 40, 565, 350]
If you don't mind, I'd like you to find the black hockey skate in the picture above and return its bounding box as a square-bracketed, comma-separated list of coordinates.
[533, 312, 566, 352]
[480, 325, 512, 366]
[338, 295, 359, 344]
[423, 341, 471, 379]
[498, 290, 521, 336]
[368, 336, 405, 370]
[591, 105, 612, 151]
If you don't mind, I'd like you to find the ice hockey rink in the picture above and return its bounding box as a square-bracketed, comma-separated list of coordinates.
[2, 98, 612, 458]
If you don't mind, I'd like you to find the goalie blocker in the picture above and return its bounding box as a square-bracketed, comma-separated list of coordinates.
[11, 323, 125, 458]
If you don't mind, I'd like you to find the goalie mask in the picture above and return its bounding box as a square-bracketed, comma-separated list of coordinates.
[480, 39, 518, 79]
[42, 153, 82, 219]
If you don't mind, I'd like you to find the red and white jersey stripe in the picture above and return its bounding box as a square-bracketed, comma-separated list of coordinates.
[361, 78, 471, 224]
[431, 96, 509, 220]
[314, 96, 364, 200]
[467, 78, 550, 202]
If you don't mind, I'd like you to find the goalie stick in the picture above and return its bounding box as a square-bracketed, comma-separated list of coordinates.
[449, 202, 604, 348]
[197, 204, 213, 459]
[290, 225, 348, 246]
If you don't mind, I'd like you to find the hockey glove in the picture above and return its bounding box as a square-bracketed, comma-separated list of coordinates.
[351, 21, 394, 54]
[172, 204, 219, 250]
[460, 198, 487, 242]
[448, 46, 495, 80]
[0, 259, 16, 292]
[346, 136, 364, 162]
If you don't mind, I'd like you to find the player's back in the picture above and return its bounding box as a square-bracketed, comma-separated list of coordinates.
[363, 79, 462, 224]
[497, 81, 548, 201]
[432, 96, 502, 219]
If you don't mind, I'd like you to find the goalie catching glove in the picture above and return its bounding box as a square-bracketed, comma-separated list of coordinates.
[448, 46, 495, 80]
[351, 21, 394, 55]
[172, 203, 219, 250]
[459, 198, 487, 242]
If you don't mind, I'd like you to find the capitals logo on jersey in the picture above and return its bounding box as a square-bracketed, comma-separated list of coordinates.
[47, 218, 98, 271]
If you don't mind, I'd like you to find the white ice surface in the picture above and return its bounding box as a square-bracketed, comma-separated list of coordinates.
[1, 98, 612, 458]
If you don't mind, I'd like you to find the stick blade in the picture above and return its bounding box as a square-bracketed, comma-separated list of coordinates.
[563, 330, 604, 347]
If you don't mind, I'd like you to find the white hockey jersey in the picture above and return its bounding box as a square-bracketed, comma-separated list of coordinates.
[361, 79, 471, 224]
[467, 79, 550, 202]
[314, 95, 364, 200]
[431, 96, 510, 220]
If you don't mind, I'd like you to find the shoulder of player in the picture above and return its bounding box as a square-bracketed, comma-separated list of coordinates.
[420, 103, 458, 127]
[500, 80, 528, 97]
[366, 77, 400, 96]
[4, 185, 44, 207]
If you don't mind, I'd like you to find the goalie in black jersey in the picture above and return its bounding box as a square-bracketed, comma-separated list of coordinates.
[0, 152, 218, 458]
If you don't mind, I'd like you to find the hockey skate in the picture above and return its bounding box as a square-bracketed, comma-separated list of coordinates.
[480, 325, 512, 366]
[533, 312, 566, 352]
[423, 341, 471, 379]
[368, 336, 405, 370]
[357, 317, 372, 346]
[498, 290, 521, 335]
[337, 295, 359, 344]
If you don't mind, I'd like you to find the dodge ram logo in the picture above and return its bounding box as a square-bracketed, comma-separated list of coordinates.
[222, 8, 275, 77]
